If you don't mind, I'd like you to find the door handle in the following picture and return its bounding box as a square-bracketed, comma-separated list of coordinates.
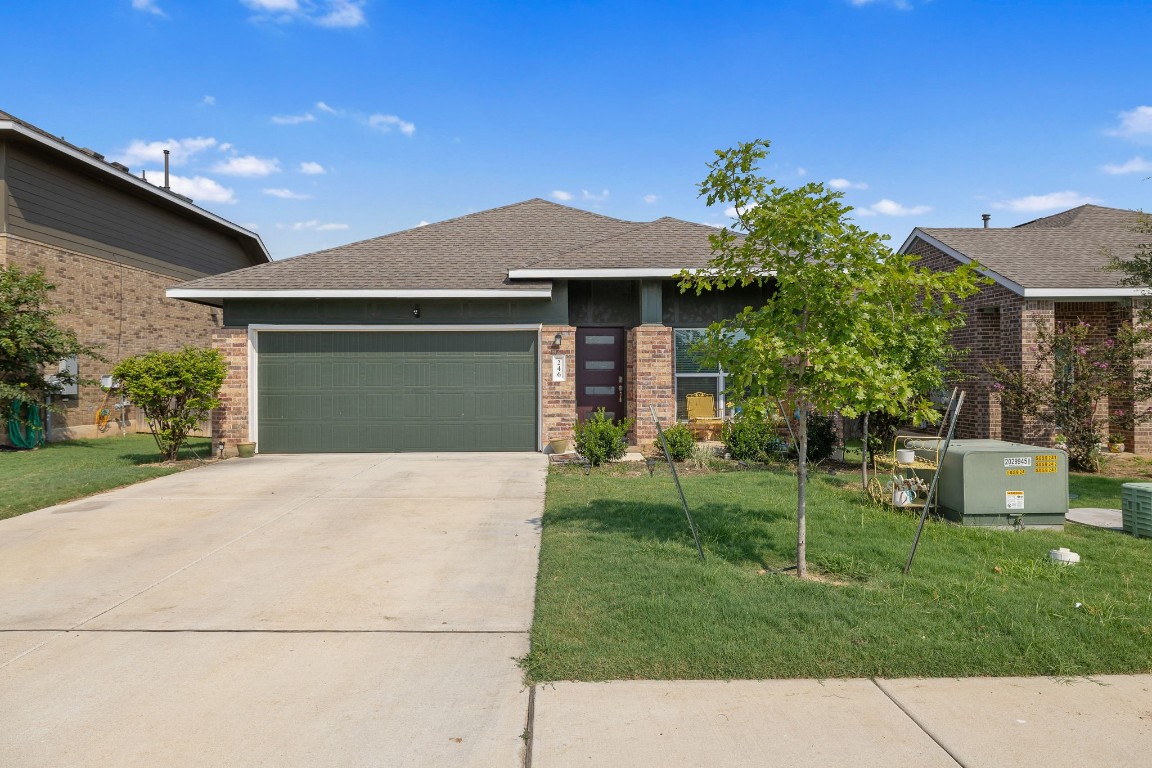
[618, 376, 623, 403]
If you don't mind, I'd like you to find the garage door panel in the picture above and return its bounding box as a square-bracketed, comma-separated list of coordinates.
[257, 331, 538, 453]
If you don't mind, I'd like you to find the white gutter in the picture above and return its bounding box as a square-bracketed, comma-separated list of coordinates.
[508, 267, 698, 279]
[0, 119, 270, 261]
[167, 288, 553, 300]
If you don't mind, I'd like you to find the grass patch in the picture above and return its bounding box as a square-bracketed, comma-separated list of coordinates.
[527, 466, 1152, 681]
[0, 434, 213, 520]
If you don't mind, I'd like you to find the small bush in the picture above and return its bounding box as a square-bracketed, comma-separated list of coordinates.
[573, 408, 634, 466]
[656, 423, 696, 461]
[723, 416, 785, 463]
[689, 441, 722, 471]
[806, 412, 840, 464]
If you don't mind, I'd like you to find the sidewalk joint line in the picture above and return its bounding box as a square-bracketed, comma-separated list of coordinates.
[523, 684, 537, 768]
[871, 678, 969, 768]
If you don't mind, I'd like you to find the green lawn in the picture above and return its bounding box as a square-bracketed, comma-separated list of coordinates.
[1069, 474, 1146, 510]
[527, 465, 1152, 681]
[0, 434, 213, 520]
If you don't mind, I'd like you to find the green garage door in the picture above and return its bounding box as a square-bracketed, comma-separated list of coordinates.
[257, 331, 538, 452]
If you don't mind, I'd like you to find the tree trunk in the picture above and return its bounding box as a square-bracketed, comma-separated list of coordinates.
[796, 403, 808, 578]
[861, 412, 869, 491]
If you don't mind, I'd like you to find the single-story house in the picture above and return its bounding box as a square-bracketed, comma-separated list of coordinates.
[0, 109, 270, 441]
[170, 199, 770, 454]
[899, 204, 1151, 452]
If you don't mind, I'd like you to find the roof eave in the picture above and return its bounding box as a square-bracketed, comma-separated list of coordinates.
[508, 267, 698, 279]
[167, 288, 554, 302]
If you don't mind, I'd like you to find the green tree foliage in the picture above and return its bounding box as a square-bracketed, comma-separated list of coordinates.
[0, 265, 101, 414]
[572, 408, 634, 466]
[681, 139, 983, 577]
[1105, 211, 1152, 295]
[988, 321, 1152, 472]
[113, 347, 227, 462]
[722, 415, 787, 463]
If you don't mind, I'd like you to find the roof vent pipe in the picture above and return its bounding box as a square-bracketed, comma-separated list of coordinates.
[162, 149, 171, 191]
[981, 213, 991, 228]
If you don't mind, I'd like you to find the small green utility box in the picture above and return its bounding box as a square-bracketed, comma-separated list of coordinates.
[1120, 483, 1152, 538]
[934, 440, 1067, 528]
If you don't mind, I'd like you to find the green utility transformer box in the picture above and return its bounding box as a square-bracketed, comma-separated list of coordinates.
[934, 440, 1067, 528]
[1120, 483, 1152, 538]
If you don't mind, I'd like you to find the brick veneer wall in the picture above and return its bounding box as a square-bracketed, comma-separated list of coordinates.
[909, 236, 1152, 453]
[540, 325, 577, 448]
[1, 233, 217, 441]
[211, 327, 249, 454]
[628, 325, 674, 446]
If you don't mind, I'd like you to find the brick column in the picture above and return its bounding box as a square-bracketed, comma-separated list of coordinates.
[212, 327, 250, 455]
[1003, 300, 1055, 444]
[540, 325, 577, 449]
[628, 325, 674, 447]
[1126, 299, 1152, 454]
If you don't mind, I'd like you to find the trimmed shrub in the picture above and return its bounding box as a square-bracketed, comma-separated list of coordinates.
[723, 416, 786, 463]
[656, 422, 697, 461]
[573, 408, 634, 466]
[806, 412, 839, 464]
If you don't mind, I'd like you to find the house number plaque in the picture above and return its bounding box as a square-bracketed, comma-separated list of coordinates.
[552, 355, 567, 382]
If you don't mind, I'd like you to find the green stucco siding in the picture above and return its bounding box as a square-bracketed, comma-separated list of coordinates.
[257, 331, 538, 452]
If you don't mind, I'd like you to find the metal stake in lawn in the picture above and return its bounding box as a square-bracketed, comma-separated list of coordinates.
[650, 405, 706, 561]
[903, 390, 964, 575]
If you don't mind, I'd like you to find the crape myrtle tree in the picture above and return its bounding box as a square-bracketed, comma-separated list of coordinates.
[680, 139, 983, 578]
[0, 265, 101, 417]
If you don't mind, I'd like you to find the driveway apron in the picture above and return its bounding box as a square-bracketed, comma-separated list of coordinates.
[0, 452, 546, 767]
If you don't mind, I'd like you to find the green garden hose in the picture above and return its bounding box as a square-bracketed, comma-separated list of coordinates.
[8, 399, 45, 449]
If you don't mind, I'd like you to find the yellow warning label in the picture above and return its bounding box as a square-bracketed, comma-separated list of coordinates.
[1006, 469, 1026, 476]
[1035, 467, 1058, 474]
[1036, 454, 1059, 462]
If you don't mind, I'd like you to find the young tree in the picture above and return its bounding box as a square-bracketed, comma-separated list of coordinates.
[0, 265, 101, 416]
[113, 346, 227, 462]
[987, 321, 1152, 472]
[681, 139, 982, 577]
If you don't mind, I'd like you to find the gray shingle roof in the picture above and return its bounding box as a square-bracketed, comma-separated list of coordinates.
[175, 199, 722, 293]
[916, 205, 1149, 290]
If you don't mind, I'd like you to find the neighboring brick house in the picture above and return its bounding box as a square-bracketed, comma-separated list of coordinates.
[0, 110, 270, 441]
[899, 204, 1151, 452]
[169, 199, 768, 454]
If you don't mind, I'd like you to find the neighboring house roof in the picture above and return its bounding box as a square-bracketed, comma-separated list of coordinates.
[170, 199, 727, 302]
[901, 205, 1149, 298]
[0, 109, 270, 264]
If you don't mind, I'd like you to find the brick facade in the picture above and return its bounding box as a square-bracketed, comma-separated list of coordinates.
[540, 325, 577, 448]
[2, 233, 218, 442]
[909, 236, 1152, 453]
[627, 325, 675, 447]
[211, 327, 250, 454]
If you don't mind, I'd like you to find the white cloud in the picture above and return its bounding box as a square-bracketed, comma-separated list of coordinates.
[417, 220, 430, 227]
[1107, 106, 1152, 141]
[291, 219, 348, 231]
[201, 95, 216, 106]
[299, 161, 326, 175]
[551, 190, 574, 201]
[115, 137, 217, 167]
[212, 155, 281, 177]
[857, 199, 932, 216]
[149, 173, 236, 204]
[643, 194, 660, 204]
[850, 0, 913, 9]
[368, 113, 415, 136]
[829, 178, 869, 190]
[242, 0, 367, 28]
[132, 0, 165, 16]
[316, 101, 339, 114]
[796, 167, 808, 177]
[993, 191, 1100, 213]
[272, 112, 316, 125]
[1101, 156, 1152, 175]
[263, 188, 311, 199]
[582, 189, 609, 202]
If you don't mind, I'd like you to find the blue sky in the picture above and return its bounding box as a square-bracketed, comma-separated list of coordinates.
[5, 0, 1150, 258]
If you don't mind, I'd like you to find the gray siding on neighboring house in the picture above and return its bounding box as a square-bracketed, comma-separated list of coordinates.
[2, 142, 255, 280]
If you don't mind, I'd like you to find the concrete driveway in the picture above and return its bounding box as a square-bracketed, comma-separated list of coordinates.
[0, 452, 546, 766]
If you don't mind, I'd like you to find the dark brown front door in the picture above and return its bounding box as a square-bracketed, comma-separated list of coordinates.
[576, 327, 627, 423]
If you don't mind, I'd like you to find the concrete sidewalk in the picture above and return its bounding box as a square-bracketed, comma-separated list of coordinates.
[0, 453, 546, 767]
[530, 675, 1152, 767]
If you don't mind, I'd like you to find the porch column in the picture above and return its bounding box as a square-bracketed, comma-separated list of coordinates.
[211, 327, 250, 456]
[628, 325, 674, 447]
[541, 325, 577, 448]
